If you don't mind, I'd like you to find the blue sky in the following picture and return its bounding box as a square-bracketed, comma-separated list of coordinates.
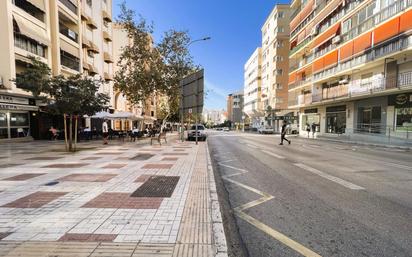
[113, 0, 288, 110]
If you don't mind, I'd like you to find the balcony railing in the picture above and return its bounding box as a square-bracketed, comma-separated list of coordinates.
[290, 54, 314, 72]
[59, 0, 77, 14]
[60, 51, 80, 71]
[342, 0, 412, 43]
[289, 76, 313, 90]
[314, 36, 412, 82]
[59, 23, 78, 43]
[290, 37, 312, 56]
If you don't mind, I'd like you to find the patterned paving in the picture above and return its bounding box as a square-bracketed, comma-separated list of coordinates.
[82, 193, 163, 209]
[42, 163, 89, 168]
[2, 192, 67, 208]
[0, 138, 225, 256]
[142, 164, 174, 169]
[2, 173, 45, 181]
[59, 174, 117, 182]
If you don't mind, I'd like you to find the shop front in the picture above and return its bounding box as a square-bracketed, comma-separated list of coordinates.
[0, 94, 37, 140]
[389, 92, 412, 132]
[301, 108, 320, 133]
[354, 96, 387, 134]
[325, 105, 346, 134]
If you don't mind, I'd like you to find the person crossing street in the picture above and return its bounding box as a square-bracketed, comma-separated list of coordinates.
[279, 120, 291, 145]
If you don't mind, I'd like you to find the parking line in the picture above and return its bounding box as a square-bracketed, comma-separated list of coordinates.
[294, 163, 365, 190]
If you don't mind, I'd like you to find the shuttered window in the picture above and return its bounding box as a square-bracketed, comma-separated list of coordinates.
[373, 17, 400, 45]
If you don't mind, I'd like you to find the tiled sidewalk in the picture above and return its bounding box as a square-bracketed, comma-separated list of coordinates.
[0, 138, 227, 257]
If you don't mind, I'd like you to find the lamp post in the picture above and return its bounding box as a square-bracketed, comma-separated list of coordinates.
[242, 115, 245, 132]
[180, 37, 211, 142]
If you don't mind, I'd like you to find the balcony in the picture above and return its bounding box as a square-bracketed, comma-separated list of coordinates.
[289, 76, 313, 91]
[103, 31, 112, 42]
[60, 50, 80, 71]
[314, 36, 412, 82]
[59, 23, 78, 43]
[290, 54, 314, 72]
[104, 72, 113, 81]
[290, 37, 311, 56]
[102, 10, 112, 22]
[82, 36, 91, 48]
[59, 0, 77, 14]
[89, 42, 100, 53]
[87, 18, 98, 30]
[104, 52, 113, 63]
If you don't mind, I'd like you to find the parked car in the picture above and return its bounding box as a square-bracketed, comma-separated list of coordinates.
[258, 127, 274, 134]
[188, 124, 207, 141]
[223, 127, 230, 132]
[216, 128, 223, 131]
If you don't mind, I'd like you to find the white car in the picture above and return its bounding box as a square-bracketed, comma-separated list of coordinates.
[223, 127, 230, 132]
[187, 124, 207, 141]
[258, 127, 274, 134]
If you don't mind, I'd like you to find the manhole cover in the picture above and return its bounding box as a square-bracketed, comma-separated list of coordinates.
[130, 154, 154, 161]
[131, 176, 180, 197]
[44, 181, 59, 186]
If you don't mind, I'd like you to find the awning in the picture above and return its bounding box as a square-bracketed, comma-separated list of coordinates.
[108, 111, 142, 120]
[13, 14, 50, 45]
[313, 23, 340, 49]
[27, 0, 45, 12]
[60, 38, 80, 58]
[90, 111, 111, 119]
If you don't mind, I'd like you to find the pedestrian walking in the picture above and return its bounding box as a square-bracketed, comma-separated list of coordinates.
[49, 126, 58, 140]
[279, 120, 291, 145]
[306, 123, 311, 138]
[102, 120, 109, 145]
[311, 122, 317, 138]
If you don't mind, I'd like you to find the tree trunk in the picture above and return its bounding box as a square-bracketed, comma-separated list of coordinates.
[69, 115, 73, 152]
[161, 113, 170, 133]
[63, 114, 68, 151]
[74, 115, 78, 152]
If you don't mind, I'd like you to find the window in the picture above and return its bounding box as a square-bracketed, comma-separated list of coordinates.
[357, 8, 366, 24]
[275, 69, 283, 76]
[151, 111, 154, 117]
[342, 19, 352, 34]
[14, 33, 46, 57]
[276, 83, 283, 89]
[277, 12, 284, 18]
[277, 41, 284, 47]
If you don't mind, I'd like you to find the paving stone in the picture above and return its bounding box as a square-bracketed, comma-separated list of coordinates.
[131, 176, 180, 198]
[142, 164, 174, 170]
[59, 174, 117, 182]
[102, 164, 127, 169]
[2, 173, 46, 181]
[25, 157, 63, 161]
[162, 153, 189, 156]
[2, 192, 68, 208]
[82, 157, 102, 160]
[135, 175, 154, 183]
[59, 233, 117, 242]
[161, 157, 178, 161]
[82, 193, 163, 209]
[42, 163, 89, 168]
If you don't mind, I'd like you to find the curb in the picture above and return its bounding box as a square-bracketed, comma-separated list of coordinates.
[314, 137, 412, 150]
[206, 143, 229, 257]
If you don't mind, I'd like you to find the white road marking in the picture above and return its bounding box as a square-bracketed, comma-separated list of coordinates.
[294, 163, 365, 190]
[384, 162, 412, 171]
[246, 143, 259, 149]
[261, 150, 285, 159]
[218, 160, 322, 257]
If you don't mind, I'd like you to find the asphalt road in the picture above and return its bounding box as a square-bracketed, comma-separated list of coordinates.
[207, 131, 412, 257]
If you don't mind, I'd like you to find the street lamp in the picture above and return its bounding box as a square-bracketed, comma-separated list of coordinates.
[180, 37, 211, 142]
[242, 115, 245, 132]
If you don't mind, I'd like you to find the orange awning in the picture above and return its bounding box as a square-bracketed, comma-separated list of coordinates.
[313, 58, 324, 73]
[290, 0, 314, 32]
[374, 17, 400, 45]
[313, 23, 340, 48]
[400, 9, 412, 32]
[339, 41, 353, 61]
[323, 49, 338, 68]
[289, 72, 296, 85]
[353, 32, 372, 55]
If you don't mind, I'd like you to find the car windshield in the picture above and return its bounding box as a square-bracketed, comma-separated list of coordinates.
[190, 125, 204, 130]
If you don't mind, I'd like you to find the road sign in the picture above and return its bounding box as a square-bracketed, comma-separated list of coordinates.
[180, 69, 204, 116]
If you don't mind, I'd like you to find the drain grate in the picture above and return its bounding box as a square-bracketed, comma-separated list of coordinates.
[131, 176, 180, 198]
[130, 153, 154, 161]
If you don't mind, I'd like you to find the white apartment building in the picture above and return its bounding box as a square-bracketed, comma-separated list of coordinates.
[244, 47, 264, 128]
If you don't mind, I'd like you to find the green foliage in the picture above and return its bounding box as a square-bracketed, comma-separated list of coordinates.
[114, 2, 198, 121]
[14, 56, 51, 99]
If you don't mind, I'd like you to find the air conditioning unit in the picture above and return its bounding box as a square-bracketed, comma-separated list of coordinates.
[311, 26, 318, 36]
[332, 35, 341, 44]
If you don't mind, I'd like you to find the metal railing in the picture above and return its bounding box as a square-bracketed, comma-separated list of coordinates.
[289, 76, 313, 90]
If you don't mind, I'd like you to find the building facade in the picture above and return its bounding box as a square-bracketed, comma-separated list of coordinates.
[244, 47, 264, 128]
[0, 0, 114, 140]
[261, 4, 292, 128]
[288, 0, 412, 143]
[227, 91, 244, 127]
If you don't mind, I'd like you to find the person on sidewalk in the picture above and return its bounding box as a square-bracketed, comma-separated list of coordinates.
[306, 123, 311, 138]
[279, 120, 291, 145]
[311, 122, 317, 139]
[102, 120, 109, 145]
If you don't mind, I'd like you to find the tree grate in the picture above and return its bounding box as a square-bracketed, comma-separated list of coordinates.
[131, 176, 180, 198]
[130, 154, 154, 160]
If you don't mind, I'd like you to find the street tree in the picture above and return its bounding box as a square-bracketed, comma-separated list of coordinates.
[114, 3, 197, 131]
[15, 56, 109, 152]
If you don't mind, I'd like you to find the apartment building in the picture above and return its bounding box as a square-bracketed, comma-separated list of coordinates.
[261, 4, 292, 128]
[244, 47, 264, 128]
[227, 91, 244, 128]
[288, 0, 412, 142]
[0, 0, 114, 140]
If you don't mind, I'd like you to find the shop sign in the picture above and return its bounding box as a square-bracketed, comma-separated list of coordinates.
[304, 108, 318, 114]
[0, 95, 29, 105]
[0, 103, 38, 111]
[388, 93, 412, 107]
[274, 116, 298, 121]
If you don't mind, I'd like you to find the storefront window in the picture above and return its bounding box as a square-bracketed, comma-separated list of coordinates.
[357, 106, 382, 133]
[10, 112, 29, 127]
[0, 112, 7, 127]
[395, 107, 412, 131]
[326, 106, 346, 134]
[302, 114, 320, 132]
